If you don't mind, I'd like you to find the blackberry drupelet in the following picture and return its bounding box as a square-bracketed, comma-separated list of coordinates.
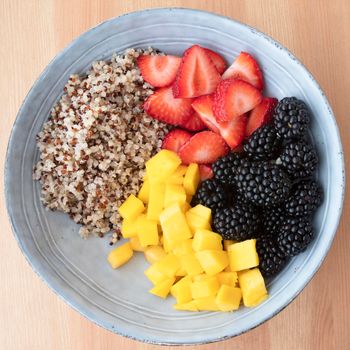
[213, 204, 260, 241]
[279, 139, 318, 179]
[244, 124, 281, 160]
[262, 206, 286, 236]
[191, 179, 231, 212]
[277, 217, 314, 256]
[212, 152, 247, 185]
[285, 180, 323, 218]
[236, 161, 292, 207]
[274, 97, 310, 140]
[256, 235, 288, 277]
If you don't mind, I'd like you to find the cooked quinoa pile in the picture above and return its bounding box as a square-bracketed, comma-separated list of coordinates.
[34, 48, 168, 238]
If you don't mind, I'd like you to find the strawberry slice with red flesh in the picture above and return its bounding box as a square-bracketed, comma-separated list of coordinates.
[246, 97, 278, 137]
[192, 94, 247, 149]
[179, 131, 229, 165]
[161, 129, 192, 153]
[222, 52, 264, 90]
[199, 165, 214, 181]
[137, 55, 181, 87]
[181, 112, 207, 131]
[203, 48, 227, 74]
[213, 78, 262, 122]
[143, 86, 194, 125]
[173, 45, 221, 98]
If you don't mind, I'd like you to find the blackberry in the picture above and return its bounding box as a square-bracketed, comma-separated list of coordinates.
[236, 161, 291, 207]
[244, 124, 281, 160]
[279, 139, 318, 179]
[262, 206, 286, 236]
[191, 179, 231, 212]
[212, 152, 247, 185]
[285, 180, 323, 218]
[256, 236, 288, 277]
[213, 204, 260, 241]
[277, 217, 314, 256]
[274, 97, 310, 140]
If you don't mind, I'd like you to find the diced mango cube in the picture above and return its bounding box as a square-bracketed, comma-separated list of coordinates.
[144, 264, 168, 285]
[144, 245, 166, 264]
[223, 240, 236, 251]
[175, 267, 187, 276]
[238, 268, 268, 307]
[172, 239, 194, 257]
[121, 218, 138, 238]
[107, 242, 133, 269]
[146, 150, 181, 183]
[188, 204, 212, 222]
[137, 179, 150, 204]
[153, 253, 180, 277]
[196, 250, 229, 276]
[193, 297, 220, 311]
[185, 211, 211, 233]
[167, 165, 188, 185]
[217, 271, 238, 286]
[159, 204, 192, 247]
[183, 163, 200, 195]
[164, 184, 187, 207]
[180, 254, 204, 276]
[181, 202, 192, 213]
[118, 194, 145, 220]
[192, 229, 222, 252]
[174, 301, 198, 311]
[193, 273, 210, 282]
[228, 239, 259, 272]
[136, 215, 159, 247]
[190, 276, 220, 299]
[170, 276, 192, 304]
[149, 277, 176, 298]
[147, 182, 165, 221]
[215, 285, 242, 311]
[129, 236, 145, 252]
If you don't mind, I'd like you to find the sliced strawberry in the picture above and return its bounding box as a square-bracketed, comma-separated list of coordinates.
[213, 78, 262, 122]
[161, 129, 192, 153]
[199, 165, 214, 181]
[179, 131, 229, 165]
[181, 112, 207, 132]
[143, 86, 194, 125]
[246, 97, 278, 137]
[192, 94, 247, 149]
[222, 52, 264, 90]
[137, 55, 181, 87]
[173, 45, 221, 98]
[203, 48, 227, 74]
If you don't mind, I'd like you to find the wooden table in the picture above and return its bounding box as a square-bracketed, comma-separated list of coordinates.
[1, 1, 349, 349]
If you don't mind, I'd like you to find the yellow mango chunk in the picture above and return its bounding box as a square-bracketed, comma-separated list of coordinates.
[238, 268, 268, 307]
[188, 204, 212, 222]
[146, 150, 181, 183]
[170, 276, 192, 304]
[216, 285, 242, 311]
[174, 301, 198, 311]
[217, 271, 238, 286]
[107, 242, 133, 269]
[159, 204, 192, 248]
[175, 267, 187, 277]
[193, 273, 210, 282]
[196, 250, 229, 276]
[183, 163, 200, 195]
[228, 239, 259, 272]
[181, 202, 192, 213]
[144, 264, 168, 285]
[186, 194, 193, 203]
[192, 229, 222, 252]
[185, 211, 211, 233]
[137, 179, 150, 204]
[164, 184, 187, 208]
[144, 245, 166, 264]
[136, 215, 159, 247]
[172, 239, 194, 257]
[118, 194, 145, 220]
[147, 182, 165, 221]
[190, 276, 220, 299]
[121, 218, 138, 238]
[180, 254, 204, 276]
[153, 253, 180, 278]
[167, 165, 188, 185]
[149, 277, 176, 298]
[193, 297, 220, 311]
[129, 236, 145, 252]
[223, 240, 236, 251]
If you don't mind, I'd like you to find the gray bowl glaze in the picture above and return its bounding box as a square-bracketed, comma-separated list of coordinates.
[5, 8, 345, 345]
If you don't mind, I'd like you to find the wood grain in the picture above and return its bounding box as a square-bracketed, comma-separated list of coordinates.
[1, 1, 349, 349]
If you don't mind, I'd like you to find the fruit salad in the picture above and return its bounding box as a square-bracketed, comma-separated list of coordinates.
[107, 45, 323, 312]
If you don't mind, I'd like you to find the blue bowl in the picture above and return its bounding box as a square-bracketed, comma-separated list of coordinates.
[5, 8, 345, 345]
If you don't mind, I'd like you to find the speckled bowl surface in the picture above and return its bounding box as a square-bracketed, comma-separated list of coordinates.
[5, 8, 345, 345]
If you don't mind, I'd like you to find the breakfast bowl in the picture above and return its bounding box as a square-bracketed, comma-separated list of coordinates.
[4, 8, 345, 345]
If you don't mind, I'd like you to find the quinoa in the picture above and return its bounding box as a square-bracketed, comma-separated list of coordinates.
[34, 48, 168, 239]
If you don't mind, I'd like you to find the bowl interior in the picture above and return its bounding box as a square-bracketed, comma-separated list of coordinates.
[5, 8, 344, 345]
